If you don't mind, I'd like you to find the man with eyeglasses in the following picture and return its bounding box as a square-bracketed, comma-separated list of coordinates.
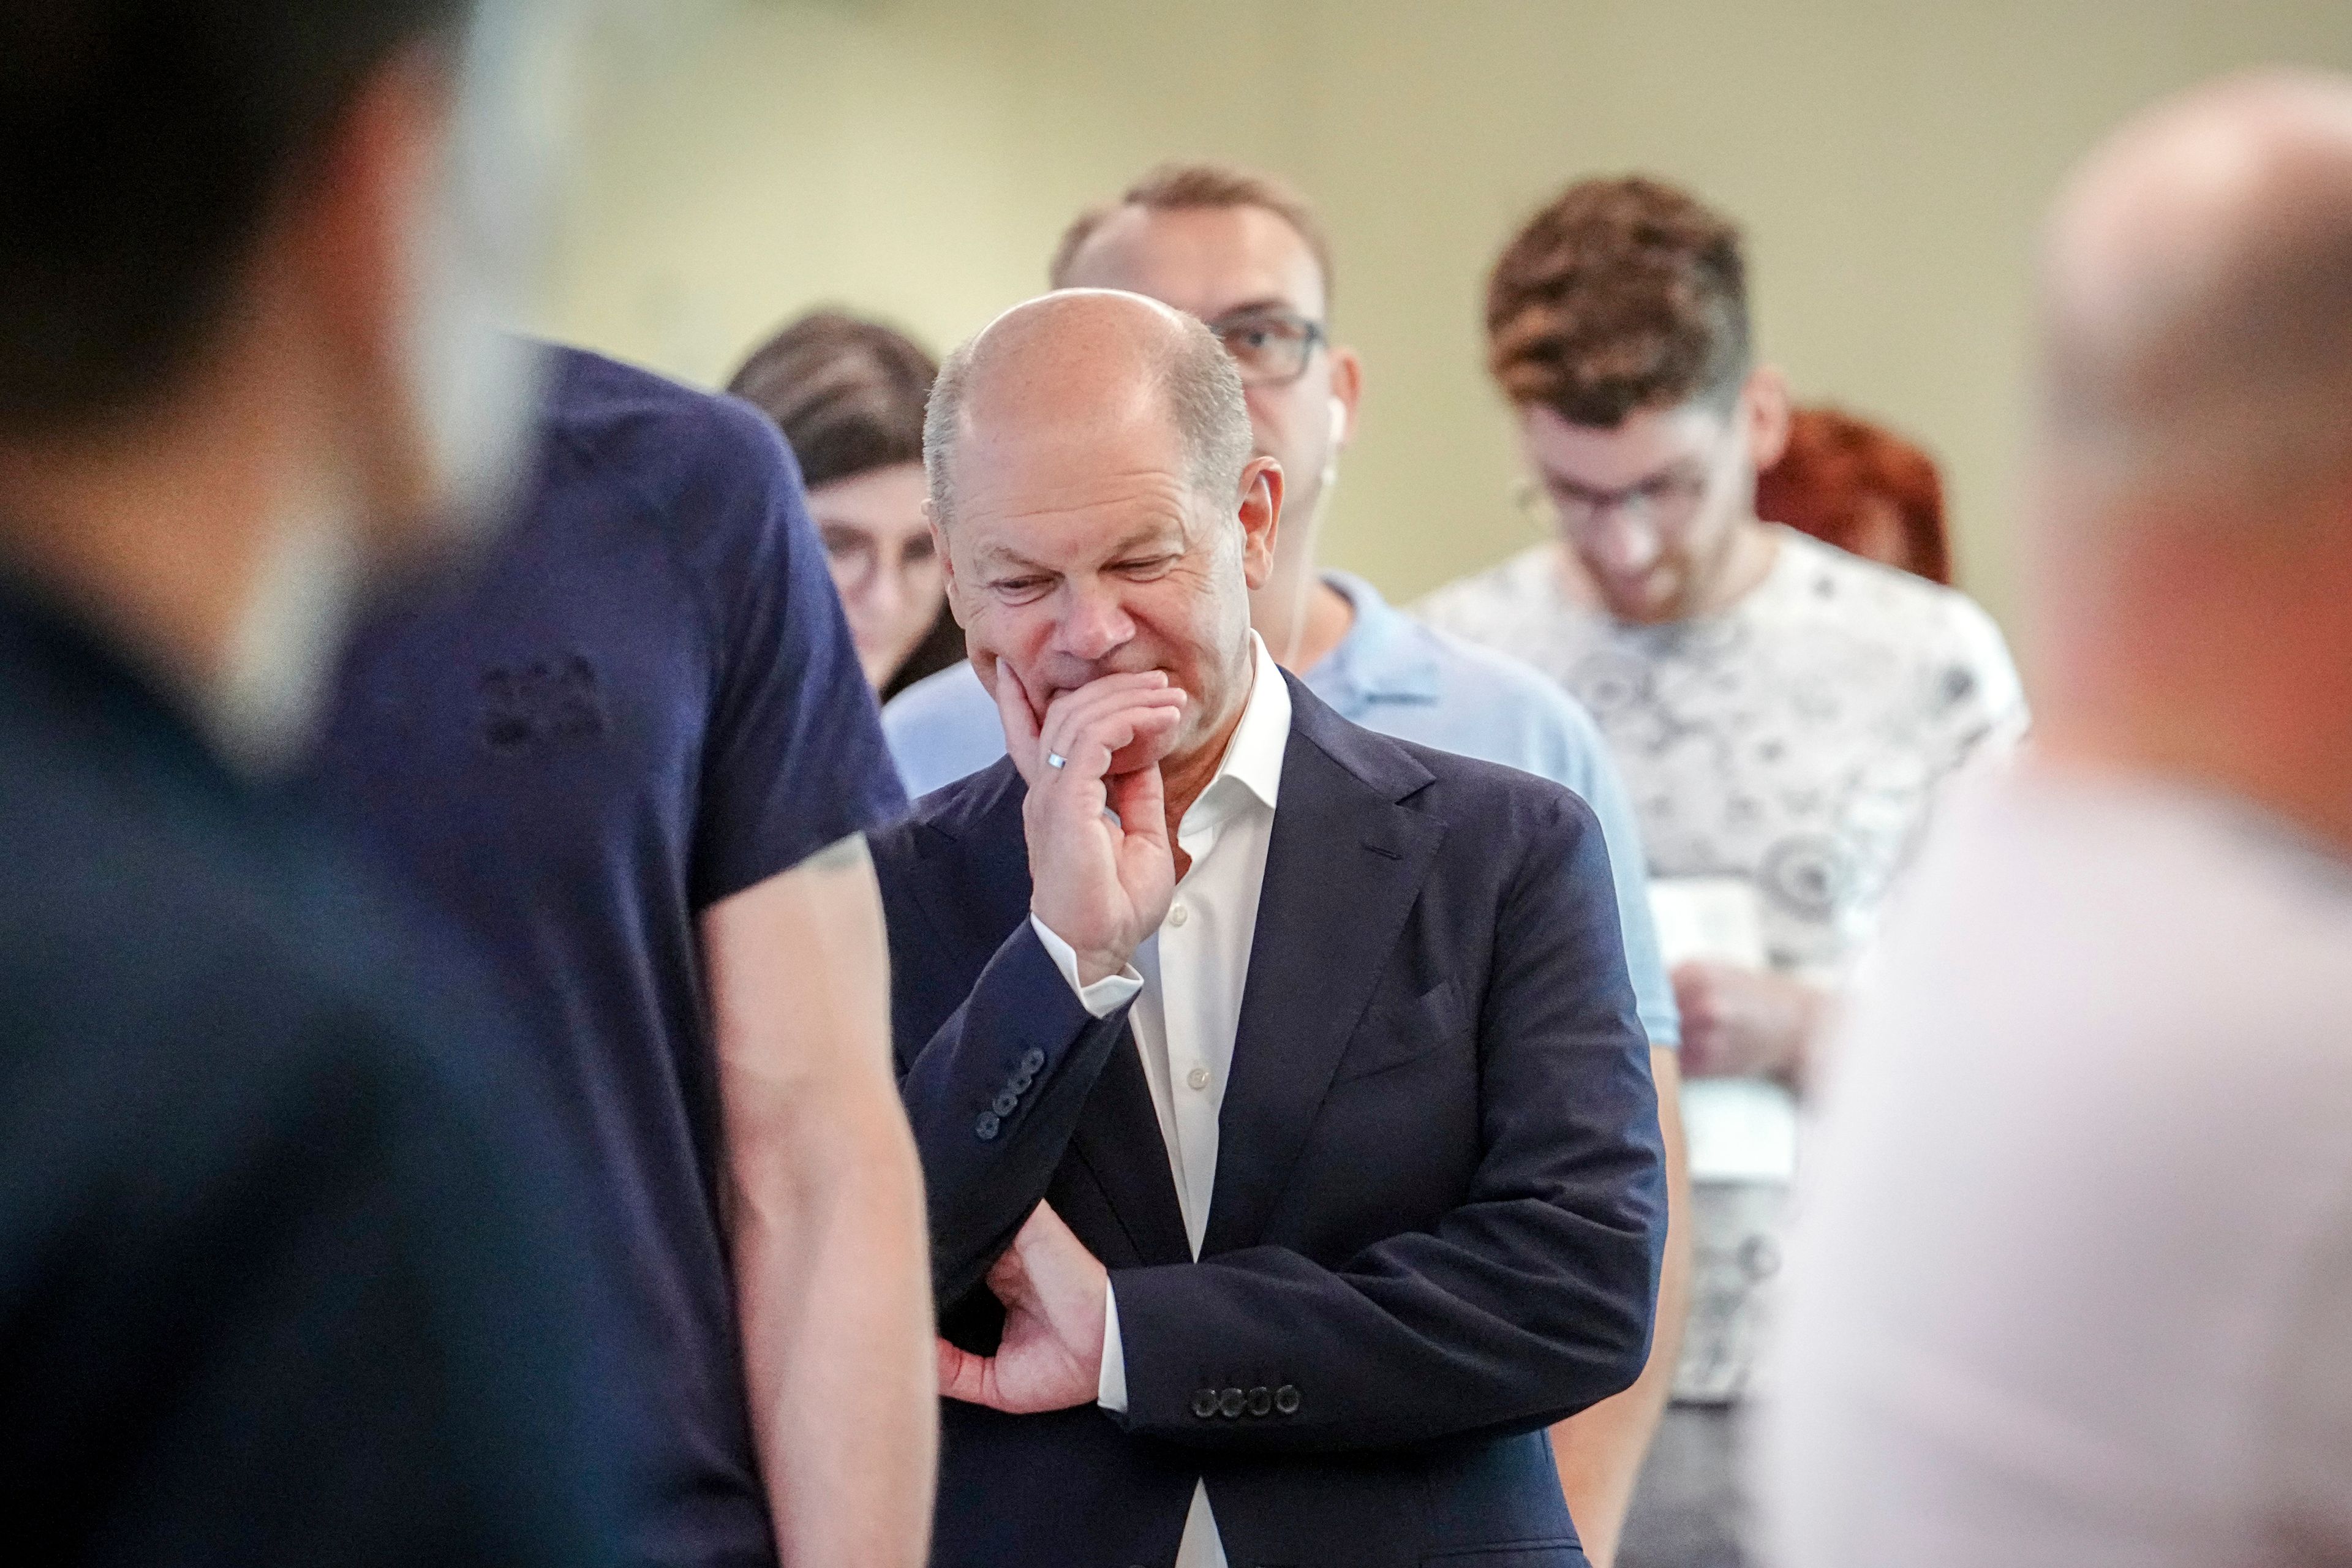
[1419, 176, 2026, 1567]
[882, 162, 1692, 1563]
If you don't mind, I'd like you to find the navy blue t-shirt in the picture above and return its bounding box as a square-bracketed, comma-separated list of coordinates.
[312, 346, 908, 1568]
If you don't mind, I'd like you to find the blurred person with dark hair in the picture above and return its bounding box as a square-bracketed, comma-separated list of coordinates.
[730, 309, 965, 699]
[1755, 406, 1953, 584]
[311, 358, 936, 1560]
[886, 173, 1691, 1559]
[0, 1, 626, 1563]
[1419, 176, 2025, 1567]
[1763, 70, 2352, 1567]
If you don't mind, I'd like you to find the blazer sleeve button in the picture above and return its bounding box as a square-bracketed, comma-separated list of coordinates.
[1190, 1389, 1219, 1420]
[1008, 1071, 1035, 1094]
[1217, 1387, 1245, 1419]
[992, 1090, 1020, 1116]
[1246, 1385, 1272, 1417]
[1020, 1047, 1047, 1075]
[1273, 1384, 1301, 1415]
[974, 1111, 1001, 1141]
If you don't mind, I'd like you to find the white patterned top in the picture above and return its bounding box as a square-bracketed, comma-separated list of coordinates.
[1417, 529, 2026, 978]
[1418, 527, 2026, 1401]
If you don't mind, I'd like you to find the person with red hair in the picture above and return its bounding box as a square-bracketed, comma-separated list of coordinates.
[1755, 407, 1953, 584]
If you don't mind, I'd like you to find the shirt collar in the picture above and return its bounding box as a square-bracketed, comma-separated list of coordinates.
[1182, 631, 1290, 837]
[1310, 570, 1443, 707]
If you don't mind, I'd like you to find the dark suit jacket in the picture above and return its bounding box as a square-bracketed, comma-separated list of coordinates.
[872, 674, 1667, 1568]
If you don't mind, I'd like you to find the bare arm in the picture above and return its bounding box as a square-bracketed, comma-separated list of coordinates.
[1548, 1044, 1692, 1567]
[703, 834, 936, 1568]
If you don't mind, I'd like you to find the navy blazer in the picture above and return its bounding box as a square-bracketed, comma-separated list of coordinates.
[872, 674, 1666, 1568]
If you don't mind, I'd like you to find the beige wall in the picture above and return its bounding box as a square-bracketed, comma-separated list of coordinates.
[540, 0, 2352, 635]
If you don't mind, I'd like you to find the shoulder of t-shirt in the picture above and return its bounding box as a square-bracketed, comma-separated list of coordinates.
[533, 344, 829, 689]
[1409, 543, 1553, 633]
[1415, 619, 1596, 724]
[535, 342, 805, 555]
[1783, 530, 2019, 666]
[1779, 529, 1987, 626]
[880, 660, 1005, 790]
[1408, 619, 1608, 780]
[881, 657, 991, 731]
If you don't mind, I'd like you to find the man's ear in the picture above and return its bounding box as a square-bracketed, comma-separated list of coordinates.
[926, 502, 970, 628]
[1744, 365, 1795, 471]
[296, 43, 461, 532]
[1327, 344, 1365, 449]
[1236, 455, 1284, 591]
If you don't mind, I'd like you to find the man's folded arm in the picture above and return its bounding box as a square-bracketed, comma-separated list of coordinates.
[895, 916, 1139, 1306]
[1107, 1168, 1659, 1452]
[1107, 794, 1667, 1453]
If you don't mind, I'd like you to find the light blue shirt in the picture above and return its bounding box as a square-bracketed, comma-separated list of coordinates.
[881, 571, 1679, 1047]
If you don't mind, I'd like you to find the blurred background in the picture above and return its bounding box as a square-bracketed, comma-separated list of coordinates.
[536, 0, 2352, 633]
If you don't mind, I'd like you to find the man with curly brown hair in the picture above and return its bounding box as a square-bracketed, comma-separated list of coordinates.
[1420, 176, 2025, 1567]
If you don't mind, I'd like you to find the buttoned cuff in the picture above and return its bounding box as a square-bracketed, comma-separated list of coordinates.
[1030, 914, 1143, 1019]
[1097, 1278, 1129, 1413]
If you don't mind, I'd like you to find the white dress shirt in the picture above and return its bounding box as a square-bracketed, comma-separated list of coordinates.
[1031, 633, 1290, 1568]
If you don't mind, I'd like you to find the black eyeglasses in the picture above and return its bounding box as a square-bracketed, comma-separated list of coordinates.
[1514, 420, 1744, 538]
[1516, 465, 1716, 536]
[1203, 307, 1327, 386]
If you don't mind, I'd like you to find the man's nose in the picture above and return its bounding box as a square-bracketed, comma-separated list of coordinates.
[832, 557, 878, 616]
[867, 556, 907, 619]
[1053, 582, 1136, 663]
[1587, 508, 1665, 577]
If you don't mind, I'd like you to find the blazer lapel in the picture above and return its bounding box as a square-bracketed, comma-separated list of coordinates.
[1068, 1033, 1193, 1267]
[1201, 680, 1446, 1257]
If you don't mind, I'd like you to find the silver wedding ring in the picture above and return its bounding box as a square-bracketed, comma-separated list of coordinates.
[1045, 752, 1068, 770]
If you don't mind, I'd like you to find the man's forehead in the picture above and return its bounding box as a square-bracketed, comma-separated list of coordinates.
[1525, 401, 1730, 483]
[952, 397, 1192, 505]
[1065, 203, 1327, 320]
[957, 372, 1186, 478]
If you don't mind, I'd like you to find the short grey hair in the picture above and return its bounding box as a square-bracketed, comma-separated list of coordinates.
[923, 307, 1254, 529]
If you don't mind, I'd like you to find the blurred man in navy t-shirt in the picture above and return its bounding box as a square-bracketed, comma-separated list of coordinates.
[0, 2, 629, 1562]
[313, 345, 937, 1568]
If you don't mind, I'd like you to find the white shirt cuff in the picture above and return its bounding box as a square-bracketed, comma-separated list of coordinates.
[1030, 914, 1143, 1019]
[1098, 1278, 1129, 1412]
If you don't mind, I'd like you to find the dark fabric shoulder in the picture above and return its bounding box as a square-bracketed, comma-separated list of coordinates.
[1282, 678, 1608, 916]
[1286, 669, 1594, 839]
[526, 342, 908, 903]
[0, 730, 625, 1566]
[543, 344, 796, 467]
[869, 757, 1025, 875]
[1393, 729, 1592, 813]
[1400, 731, 1606, 859]
[912, 755, 1027, 837]
[535, 344, 810, 560]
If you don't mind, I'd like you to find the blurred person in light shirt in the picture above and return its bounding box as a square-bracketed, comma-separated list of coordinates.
[1762, 67, 2352, 1568]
